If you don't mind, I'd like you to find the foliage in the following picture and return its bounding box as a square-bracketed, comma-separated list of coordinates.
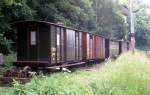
[0, 51, 148, 95]
[119, 0, 150, 49]
[0, 87, 13, 95]
[89, 51, 150, 95]
[0, 0, 32, 54]
[135, 8, 150, 49]
[93, 0, 129, 40]
[0, 54, 16, 75]
[26, 0, 96, 31]
[13, 74, 93, 95]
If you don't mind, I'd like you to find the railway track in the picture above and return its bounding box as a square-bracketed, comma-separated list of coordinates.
[0, 62, 88, 86]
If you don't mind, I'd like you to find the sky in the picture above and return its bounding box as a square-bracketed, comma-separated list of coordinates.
[142, 0, 150, 6]
[119, 0, 150, 7]
[142, 0, 150, 13]
[143, 0, 150, 4]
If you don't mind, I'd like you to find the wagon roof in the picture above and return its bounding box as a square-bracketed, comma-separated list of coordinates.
[13, 20, 130, 43]
[13, 20, 106, 37]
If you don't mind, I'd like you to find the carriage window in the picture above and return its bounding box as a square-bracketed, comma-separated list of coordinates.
[30, 31, 36, 45]
[57, 34, 60, 46]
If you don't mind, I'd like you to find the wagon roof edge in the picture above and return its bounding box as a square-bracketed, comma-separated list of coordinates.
[12, 20, 130, 43]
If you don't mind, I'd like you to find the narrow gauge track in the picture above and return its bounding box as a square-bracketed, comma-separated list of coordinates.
[0, 61, 96, 86]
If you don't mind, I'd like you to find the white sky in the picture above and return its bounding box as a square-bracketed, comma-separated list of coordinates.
[142, 0, 150, 6]
[143, 0, 150, 4]
[142, 0, 150, 13]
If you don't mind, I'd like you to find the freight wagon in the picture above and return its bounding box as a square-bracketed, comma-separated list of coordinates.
[3, 21, 130, 78]
[13, 21, 107, 68]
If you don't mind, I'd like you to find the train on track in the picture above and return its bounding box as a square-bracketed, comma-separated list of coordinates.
[3, 21, 131, 78]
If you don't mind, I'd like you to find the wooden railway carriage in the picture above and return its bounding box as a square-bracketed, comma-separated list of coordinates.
[105, 40, 130, 58]
[109, 40, 120, 57]
[0, 20, 131, 79]
[13, 21, 106, 68]
[82, 33, 105, 61]
[105, 39, 120, 58]
[119, 41, 129, 53]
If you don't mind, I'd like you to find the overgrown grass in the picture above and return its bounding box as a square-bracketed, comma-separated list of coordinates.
[0, 54, 16, 75]
[89, 51, 150, 95]
[1, 51, 150, 95]
[0, 87, 13, 95]
[13, 74, 94, 95]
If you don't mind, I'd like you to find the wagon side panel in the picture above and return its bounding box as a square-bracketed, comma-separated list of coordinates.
[82, 32, 87, 60]
[17, 24, 28, 61]
[66, 29, 76, 62]
[38, 23, 50, 62]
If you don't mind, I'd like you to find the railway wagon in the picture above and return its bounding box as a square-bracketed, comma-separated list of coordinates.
[119, 41, 129, 53]
[13, 21, 106, 69]
[109, 40, 120, 57]
[82, 33, 105, 61]
[105, 40, 130, 58]
[105, 39, 120, 58]
[0, 20, 131, 80]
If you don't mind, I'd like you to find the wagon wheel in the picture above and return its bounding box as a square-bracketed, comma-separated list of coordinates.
[3, 69, 12, 77]
[10, 66, 19, 77]
[3, 66, 18, 77]
[18, 70, 26, 78]
[23, 66, 32, 72]
[23, 66, 32, 78]
[18, 66, 32, 78]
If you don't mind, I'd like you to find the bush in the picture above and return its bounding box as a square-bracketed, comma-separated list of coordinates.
[13, 74, 94, 95]
[0, 54, 16, 75]
[89, 51, 150, 95]
[0, 87, 13, 95]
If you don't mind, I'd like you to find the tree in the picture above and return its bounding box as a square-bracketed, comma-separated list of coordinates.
[26, 0, 96, 31]
[0, 0, 35, 54]
[118, 0, 150, 49]
[0, 0, 17, 54]
[93, 0, 128, 40]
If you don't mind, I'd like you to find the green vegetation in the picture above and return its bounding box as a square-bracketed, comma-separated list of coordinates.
[93, 0, 129, 39]
[0, 87, 13, 95]
[0, 54, 16, 75]
[89, 51, 150, 95]
[120, 0, 150, 49]
[0, 51, 150, 95]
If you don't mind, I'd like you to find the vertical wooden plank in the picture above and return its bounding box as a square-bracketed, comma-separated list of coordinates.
[75, 31, 77, 60]
[60, 27, 62, 62]
[64, 28, 67, 62]
[37, 24, 39, 61]
[78, 32, 80, 60]
[79, 32, 82, 60]
[27, 24, 29, 61]
[55, 26, 57, 64]
[66, 29, 75, 61]
[119, 41, 122, 55]
[49, 25, 51, 64]
[105, 39, 109, 58]
[56, 27, 61, 63]
[50, 25, 56, 64]
[82, 32, 87, 60]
